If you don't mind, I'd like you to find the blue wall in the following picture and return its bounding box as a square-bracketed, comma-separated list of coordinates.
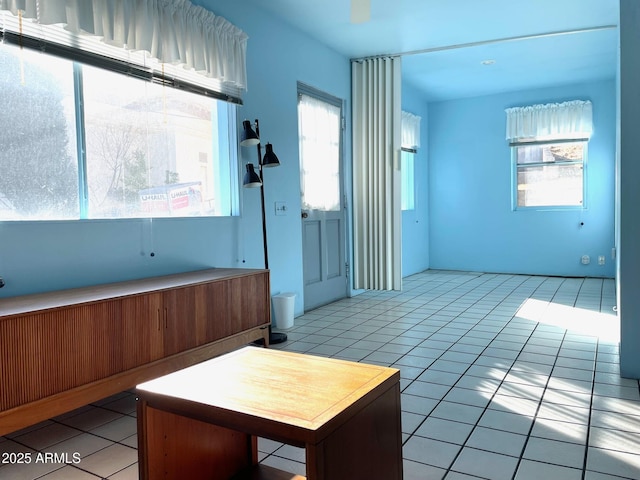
[617, 0, 640, 379]
[401, 81, 430, 277]
[0, 1, 352, 318]
[428, 80, 616, 277]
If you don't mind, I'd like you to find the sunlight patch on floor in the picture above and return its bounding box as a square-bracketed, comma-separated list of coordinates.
[516, 298, 619, 342]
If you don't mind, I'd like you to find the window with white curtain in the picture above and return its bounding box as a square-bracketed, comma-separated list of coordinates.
[506, 100, 592, 209]
[0, 1, 244, 220]
[298, 92, 342, 211]
[0, 42, 238, 220]
[401, 111, 421, 211]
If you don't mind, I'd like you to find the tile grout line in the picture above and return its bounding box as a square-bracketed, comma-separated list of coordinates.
[397, 275, 551, 474]
[441, 277, 574, 478]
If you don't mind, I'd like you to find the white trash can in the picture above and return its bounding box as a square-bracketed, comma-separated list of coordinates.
[272, 292, 296, 329]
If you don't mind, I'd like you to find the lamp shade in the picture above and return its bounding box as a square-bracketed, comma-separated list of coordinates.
[240, 120, 260, 146]
[261, 143, 280, 168]
[243, 163, 262, 188]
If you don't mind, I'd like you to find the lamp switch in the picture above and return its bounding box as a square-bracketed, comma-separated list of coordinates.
[275, 202, 287, 216]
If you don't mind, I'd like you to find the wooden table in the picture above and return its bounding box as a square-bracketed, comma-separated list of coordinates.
[135, 346, 402, 480]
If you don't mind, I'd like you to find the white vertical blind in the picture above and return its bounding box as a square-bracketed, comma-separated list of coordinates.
[352, 56, 402, 291]
[0, 0, 248, 98]
[401, 111, 421, 150]
[506, 100, 593, 143]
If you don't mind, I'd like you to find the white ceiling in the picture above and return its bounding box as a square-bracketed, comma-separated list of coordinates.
[240, 0, 619, 101]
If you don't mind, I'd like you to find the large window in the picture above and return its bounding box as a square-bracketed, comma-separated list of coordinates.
[0, 42, 238, 221]
[513, 141, 586, 208]
[506, 100, 592, 211]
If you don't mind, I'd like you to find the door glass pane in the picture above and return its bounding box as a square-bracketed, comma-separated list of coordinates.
[298, 94, 341, 211]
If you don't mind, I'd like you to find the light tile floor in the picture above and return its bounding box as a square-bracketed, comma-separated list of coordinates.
[2, 270, 639, 480]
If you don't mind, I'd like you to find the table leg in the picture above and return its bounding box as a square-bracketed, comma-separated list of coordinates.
[305, 384, 403, 480]
[137, 399, 255, 480]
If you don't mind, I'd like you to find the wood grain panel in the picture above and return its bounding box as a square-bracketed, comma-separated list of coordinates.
[121, 294, 163, 370]
[230, 273, 270, 332]
[309, 384, 402, 480]
[139, 403, 254, 480]
[162, 287, 198, 356]
[0, 314, 44, 409]
[0, 268, 270, 434]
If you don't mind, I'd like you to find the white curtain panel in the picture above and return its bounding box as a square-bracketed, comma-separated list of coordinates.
[298, 93, 342, 211]
[401, 111, 421, 150]
[506, 100, 593, 143]
[352, 56, 402, 291]
[0, 0, 248, 91]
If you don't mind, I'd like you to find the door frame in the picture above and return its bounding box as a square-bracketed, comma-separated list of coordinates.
[297, 82, 349, 312]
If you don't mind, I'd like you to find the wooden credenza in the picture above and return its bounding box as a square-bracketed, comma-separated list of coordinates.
[0, 268, 270, 436]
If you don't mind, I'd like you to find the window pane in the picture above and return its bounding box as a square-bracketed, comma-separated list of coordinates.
[401, 150, 415, 211]
[0, 44, 79, 220]
[82, 66, 235, 218]
[514, 141, 585, 208]
[516, 142, 584, 164]
[298, 94, 341, 211]
[517, 164, 583, 207]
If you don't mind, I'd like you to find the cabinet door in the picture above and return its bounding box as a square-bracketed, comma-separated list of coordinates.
[190, 273, 270, 345]
[228, 273, 270, 333]
[192, 281, 231, 343]
[0, 301, 124, 410]
[0, 313, 47, 410]
[162, 287, 198, 356]
[121, 293, 163, 370]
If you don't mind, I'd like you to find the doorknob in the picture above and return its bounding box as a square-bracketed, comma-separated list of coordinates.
[301, 212, 308, 219]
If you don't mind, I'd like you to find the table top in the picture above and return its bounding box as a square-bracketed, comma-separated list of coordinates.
[136, 346, 399, 443]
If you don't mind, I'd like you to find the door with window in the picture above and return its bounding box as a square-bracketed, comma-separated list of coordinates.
[298, 86, 347, 311]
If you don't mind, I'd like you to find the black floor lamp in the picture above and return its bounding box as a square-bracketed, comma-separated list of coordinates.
[240, 118, 287, 345]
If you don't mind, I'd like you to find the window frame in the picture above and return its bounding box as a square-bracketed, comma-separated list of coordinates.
[511, 139, 588, 211]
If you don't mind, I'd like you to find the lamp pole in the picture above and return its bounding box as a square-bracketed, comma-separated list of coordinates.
[255, 120, 270, 270]
[241, 118, 287, 345]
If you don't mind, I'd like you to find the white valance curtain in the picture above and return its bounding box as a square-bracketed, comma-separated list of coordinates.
[352, 56, 402, 291]
[0, 0, 248, 98]
[401, 111, 421, 150]
[505, 100, 593, 143]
